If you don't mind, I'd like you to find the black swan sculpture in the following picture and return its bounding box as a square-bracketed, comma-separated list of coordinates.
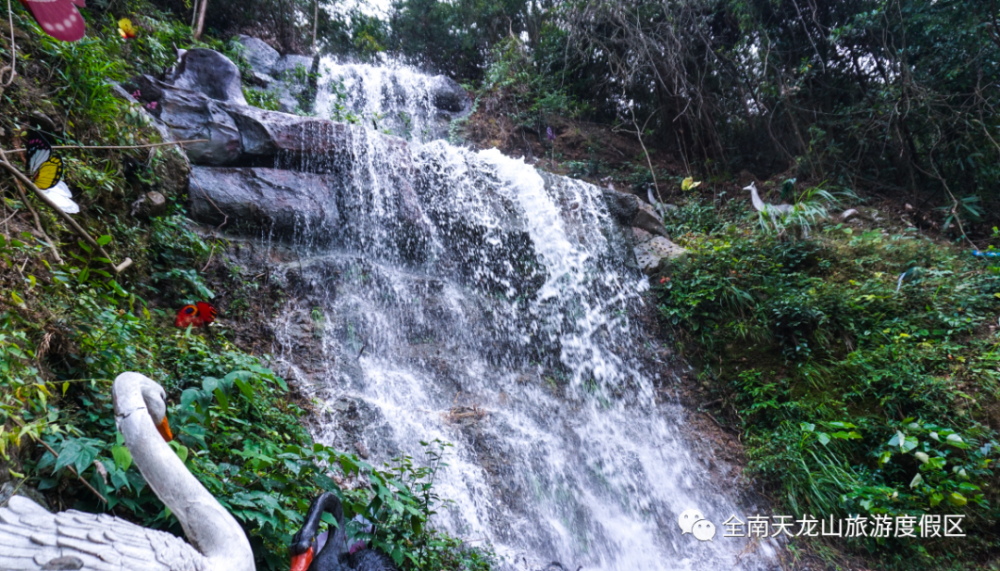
[0, 372, 255, 571]
[290, 492, 397, 571]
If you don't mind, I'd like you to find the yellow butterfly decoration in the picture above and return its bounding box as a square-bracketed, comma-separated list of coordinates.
[25, 131, 63, 191]
[118, 18, 137, 40]
[681, 176, 702, 191]
[24, 131, 80, 213]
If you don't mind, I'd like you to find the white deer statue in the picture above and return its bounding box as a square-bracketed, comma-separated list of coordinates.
[744, 181, 794, 215]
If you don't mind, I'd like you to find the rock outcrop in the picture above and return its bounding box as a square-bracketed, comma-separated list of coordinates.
[133, 70, 424, 170]
[170, 48, 247, 106]
[133, 74, 243, 165]
[236, 35, 318, 113]
[137, 45, 668, 274]
[429, 75, 468, 114]
[600, 187, 671, 238]
[633, 228, 687, 274]
[236, 35, 279, 86]
[189, 167, 340, 237]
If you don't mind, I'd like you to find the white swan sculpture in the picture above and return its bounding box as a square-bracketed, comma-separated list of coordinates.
[0, 372, 256, 571]
[744, 181, 794, 215]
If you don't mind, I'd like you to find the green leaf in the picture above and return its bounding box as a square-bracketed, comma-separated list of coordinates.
[889, 430, 905, 447]
[925, 457, 946, 470]
[213, 387, 229, 413]
[816, 432, 831, 446]
[112, 445, 132, 471]
[390, 547, 404, 566]
[168, 441, 189, 463]
[410, 513, 423, 534]
[109, 280, 128, 297]
[55, 439, 99, 476]
[96, 235, 112, 246]
[234, 377, 254, 399]
[947, 492, 967, 506]
[946, 433, 968, 448]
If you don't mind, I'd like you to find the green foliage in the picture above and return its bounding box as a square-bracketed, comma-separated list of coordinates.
[0, 217, 491, 570]
[24, 8, 192, 133]
[388, 0, 532, 81]
[324, 76, 362, 125]
[657, 210, 1000, 567]
[244, 87, 282, 112]
[754, 185, 844, 238]
[480, 36, 588, 132]
[430, 0, 1000, 229]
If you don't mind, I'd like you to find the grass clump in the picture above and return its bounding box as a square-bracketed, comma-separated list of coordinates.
[656, 201, 1000, 569]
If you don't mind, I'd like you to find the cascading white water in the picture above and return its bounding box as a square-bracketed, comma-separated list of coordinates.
[315, 60, 468, 143]
[271, 65, 781, 571]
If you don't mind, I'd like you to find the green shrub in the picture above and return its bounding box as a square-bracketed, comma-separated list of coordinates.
[245, 87, 282, 111]
[657, 213, 1000, 567]
[0, 219, 492, 570]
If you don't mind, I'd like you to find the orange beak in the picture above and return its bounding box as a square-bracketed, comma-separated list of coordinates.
[290, 546, 314, 571]
[156, 417, 174, 442]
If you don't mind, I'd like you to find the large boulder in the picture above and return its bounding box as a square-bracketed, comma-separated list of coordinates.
[222, 104, 352, 163]
[633, 228, 687, 274]
[269, 54, 319, 113]
[429, 75, 468, 114]
[236, 35, 279, 79]
[132, 75, 242, 166]
[272, 54, 316, 78]
[133, 72, 415, 168]
[189, 167, 340, 237]
[600, 187, 671, 238]
[171, 49, 247, 106]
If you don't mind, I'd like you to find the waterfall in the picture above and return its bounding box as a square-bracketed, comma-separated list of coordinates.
[314, 60, 469, 143]
[269, 63, 780, 571]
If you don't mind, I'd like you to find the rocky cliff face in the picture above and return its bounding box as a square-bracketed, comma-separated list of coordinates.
[131, 45, 683, 273]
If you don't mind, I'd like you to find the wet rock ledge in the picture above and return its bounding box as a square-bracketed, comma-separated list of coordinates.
[132, 45, 685, 271]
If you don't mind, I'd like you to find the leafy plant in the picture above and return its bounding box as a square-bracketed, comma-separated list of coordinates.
[245, 87, 282, 111]
[755, 185, 844, 238]
[657, 205, 1000, 567]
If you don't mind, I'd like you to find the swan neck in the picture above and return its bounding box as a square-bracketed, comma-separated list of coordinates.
[113, 373, 254, 570]
[749, 185, 766, 212]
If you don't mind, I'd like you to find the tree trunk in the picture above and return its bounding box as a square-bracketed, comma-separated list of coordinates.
[190, 0, 200, 29]
[312, 0, 319, 52]
[194, 0, 208, 40]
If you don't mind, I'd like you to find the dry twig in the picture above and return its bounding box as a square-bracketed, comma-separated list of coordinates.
[12, 178, 62, 263]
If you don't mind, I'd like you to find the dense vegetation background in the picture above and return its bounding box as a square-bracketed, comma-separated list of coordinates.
[1, 0, 999, 570]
